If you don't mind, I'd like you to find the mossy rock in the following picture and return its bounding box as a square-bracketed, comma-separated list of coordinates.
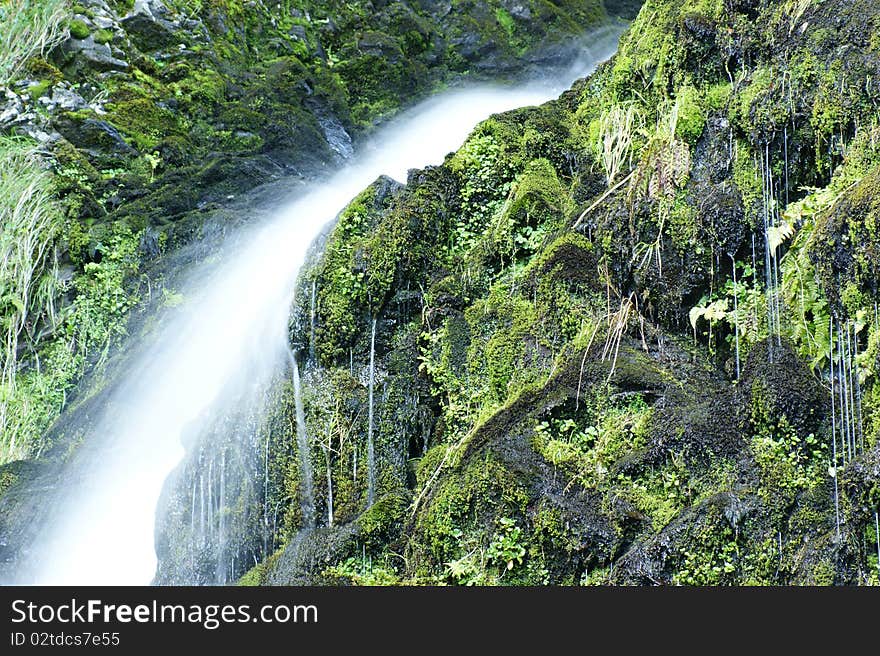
[736, 338, 826, 441]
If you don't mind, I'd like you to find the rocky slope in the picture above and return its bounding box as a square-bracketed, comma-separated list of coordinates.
[249, 0, 880, 585]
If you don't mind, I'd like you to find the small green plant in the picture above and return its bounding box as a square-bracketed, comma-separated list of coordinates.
[144, 151, 162, 182]
[486, 517, 526, 572]
[323, 555, 401, 585]
[673, 533, 739, 585]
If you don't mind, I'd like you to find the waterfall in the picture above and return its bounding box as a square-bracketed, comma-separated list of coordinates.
[13, 27, 623, 585]
[366, 318, 377, 508]
[290, 351, 316, 530]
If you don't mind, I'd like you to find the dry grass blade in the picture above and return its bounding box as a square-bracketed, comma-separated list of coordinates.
[601, 293, 636, 382]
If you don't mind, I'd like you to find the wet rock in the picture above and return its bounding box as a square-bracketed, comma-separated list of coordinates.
[610, 492, 763, 585]
[0, 90, 61, 144]
[263, 524, 361, 585]
[736, 338, 826, 440]
[0, 90, 26, 129]
[840, 443, 880, 525]
[604, 0, 644, 19]
[502, 1, 531, 20]
[122, 0, 179, 51]
[311, 105, 354, 160]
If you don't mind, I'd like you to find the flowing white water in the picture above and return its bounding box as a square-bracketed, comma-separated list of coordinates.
[24, 28, 621, 585]
[290, 350, 316, 530]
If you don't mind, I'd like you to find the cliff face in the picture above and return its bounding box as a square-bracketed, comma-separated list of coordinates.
[3, 0, 880, 586]
[255, 0, 880, 585]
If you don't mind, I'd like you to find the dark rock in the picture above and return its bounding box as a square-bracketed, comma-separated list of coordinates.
[54, 115, 137, 159]
[60, 36, 129, 72]
[263, 525, 361, 585]
[605, 0, 644, 19]
[736, 338, 827, 441]
[610, 492, 764, 585]
[121, 0, 180, 51]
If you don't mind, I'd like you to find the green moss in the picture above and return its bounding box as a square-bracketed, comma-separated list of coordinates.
[674, 85, 707, 144]
[482, 297, 537, 402]
[0, 466, 20, 496]
[357, 491, 408, 550]
[68, 19, 90, 40]
[705, 81, 731, 111]
[730, 66, 791, 144]
[323, 555, 402, 585]
[27, 79, 53, 101]
[107, 95, 182, 151]
[24, 58, 63, 84]
[732, 140, 762, 229]
[414, 453, 529, 579]
[809, 559, 836, 586]
[671, 511, 740, 585]
[93, 29, 114, 45]
[312, 183, 384, 364]
[492, 157, 573, 258]
[667, 191, 699, 252]
[236, 563, 264, 586]
[531, 390, 652, 490]
[495, 7, 516, 41]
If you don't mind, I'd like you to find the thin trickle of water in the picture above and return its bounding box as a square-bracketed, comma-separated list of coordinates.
[217, 451, 227, 584]
[761, 145, 783, 356]
[199, 474, 206, 542]
[847, 326, 858, 456]
[856, 343, 865, 453]
[190, 479, 196, 531]
[262, 429, 270, 557]
[366, 317, 377, 509]
[783, 126, 790, 206]
[731, 254, 740, 379]
[751, 231, 759, 330]
[842, 326, 851, 459]
[829, 318, 865, 539]
[18, 27, 623, 584]
[290, 351, 316, 530]
[830, 321, 841, 539]
[875, 511, 880, 580]
[323, 446, 334, 528]
[207, 460, 214, 544]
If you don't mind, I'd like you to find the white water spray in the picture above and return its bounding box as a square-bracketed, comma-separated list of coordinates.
[23, 29, 621, 585]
